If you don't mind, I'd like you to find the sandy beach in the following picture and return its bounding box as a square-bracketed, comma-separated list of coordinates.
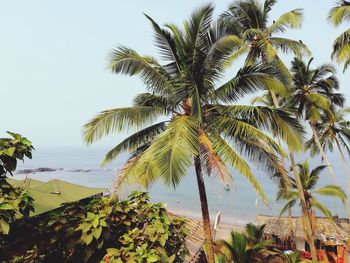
[168, 208, 247, 240]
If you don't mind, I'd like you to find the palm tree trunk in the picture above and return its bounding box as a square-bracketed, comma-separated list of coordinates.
[289, 152, 318, 263]
[309, 123, 337, 184]
[194, 156, 214, 263]
[270, 91, 294, 238]
[270, 90, 317, 262]
[334, 137, 350, 220]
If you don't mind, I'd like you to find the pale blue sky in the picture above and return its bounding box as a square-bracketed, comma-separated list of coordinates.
[1, 0, 349, 148]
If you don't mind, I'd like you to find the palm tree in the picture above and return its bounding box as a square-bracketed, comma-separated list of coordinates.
[215, 224, 271, 263]
[278, 159, 347, 234]
[221, 3, 320, 260]
[83, 5, 304, 263]
[328, 0, 350, 72]
[306, 107, 350, 205]
[288, 57, 345, 183]
[221, 0, 310, 88]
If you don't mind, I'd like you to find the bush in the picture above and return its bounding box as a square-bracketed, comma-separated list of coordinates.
[1, 192, 189, 263]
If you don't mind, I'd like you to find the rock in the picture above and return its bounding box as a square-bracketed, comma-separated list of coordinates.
[16, 167, 57, 174]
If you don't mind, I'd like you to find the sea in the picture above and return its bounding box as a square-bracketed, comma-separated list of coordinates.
[13, 146, 349, 225]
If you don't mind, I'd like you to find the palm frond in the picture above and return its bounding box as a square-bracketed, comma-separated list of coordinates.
[184, 3, 214, 52]
[328, 1, 350, 26]
[209, 131, 268, 204]
[102, 121, 167, 165]
[144, 14, 181, 72]
[83, 107, 165, 144]
[209, 105, 304, 152]
[267, 9, 303, 33]
[311, 198, 333, 219]
[224, 46, 249, 67]
[213, 64, 286, 103]
[108, 46, 173, 95]
[199, 132, 233, 185]
[111, 155, 141, 195]
[315, 185, 347, 203]
[263, 0, 277, 21]
[279, 198, 297, 216]
[270, 37, 311, 57]
[136, 116, 200, 188]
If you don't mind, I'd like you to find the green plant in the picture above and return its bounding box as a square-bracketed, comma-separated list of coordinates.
[1, 192, 189, 263]
[215, 224, 271, 263]
[0, 132, 34, 234]
[329, 0, 350, 72]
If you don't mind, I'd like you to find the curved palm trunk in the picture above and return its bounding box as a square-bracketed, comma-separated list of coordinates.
[270, 90, 317, 262]
[289, 152, 317, 263]
[309, 123, 337, 184]
[334, 137, 350, 219]
[289, 152, 318, 263]
[271, 91, 294, 235]
[194, 156, 214, 263]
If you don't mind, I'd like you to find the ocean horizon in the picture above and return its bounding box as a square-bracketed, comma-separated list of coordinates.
[14, 146, 349, 224]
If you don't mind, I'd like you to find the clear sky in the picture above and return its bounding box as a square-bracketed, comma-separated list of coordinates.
[1, 0, 349, 148]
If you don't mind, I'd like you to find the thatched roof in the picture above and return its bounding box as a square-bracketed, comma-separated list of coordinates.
[257, 214, 350, 246]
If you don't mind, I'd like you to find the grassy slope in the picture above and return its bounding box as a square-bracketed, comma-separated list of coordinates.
[8, 178, 106, 215]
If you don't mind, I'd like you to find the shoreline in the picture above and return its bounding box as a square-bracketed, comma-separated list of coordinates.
[167, 207, 249, 240]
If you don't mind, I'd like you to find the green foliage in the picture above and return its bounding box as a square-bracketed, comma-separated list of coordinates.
[329, 0, 350, 71]
[1, 191, 189, 263]
[287, 57, 343, 125]
[214, 224, 271, 263]
[278, 159, 347, 218]
[83, 3, 304, 204]
[0, 132, 34, 234]
[221, 0, 310, 83]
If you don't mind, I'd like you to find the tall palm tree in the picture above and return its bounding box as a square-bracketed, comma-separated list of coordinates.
[278, 159, 347, 234]
[82, 5, 304, 262]
[306, 107, 350, 203]
[221, 0, 310, 87]
[288, 57, 345, 183]
[328, 0, 350, 72]
[222, 3, 320, 260]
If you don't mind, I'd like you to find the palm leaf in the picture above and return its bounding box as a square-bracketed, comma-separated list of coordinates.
[144, 14, 181, 72]
[108, 46, 173, 95]
[270, 37, 311, 57]
[135, 116, 200, 188]
[279, 198, 297, 216]
[315, 185, 347, 203]
[211, 105, 304, 152]
[102, 121, 167, 165]
[83, 107, 165, 144]
[209, 132, 268, 204]
[311, 198, 333, 219]
[267, 9, 303, 33]
[213, 64, 286, 103]
[328, 1, 350, 26]
[199, 132, 233, 185]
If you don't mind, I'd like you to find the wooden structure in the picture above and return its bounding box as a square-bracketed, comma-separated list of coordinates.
[257, 214, 350, 263]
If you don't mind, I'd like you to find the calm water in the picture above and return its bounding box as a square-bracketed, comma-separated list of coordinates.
[14, 146, 348, 224]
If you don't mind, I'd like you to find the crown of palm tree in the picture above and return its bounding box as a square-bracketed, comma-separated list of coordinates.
[288, 57, 344, 123]
[215, 224, 271, 263]
[83, 4, 305, 202]
[329, 0, 350, 71]
[277, 159, 347, 218]
[221, 0, 310, 81]
[306, 107, 350, 156]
